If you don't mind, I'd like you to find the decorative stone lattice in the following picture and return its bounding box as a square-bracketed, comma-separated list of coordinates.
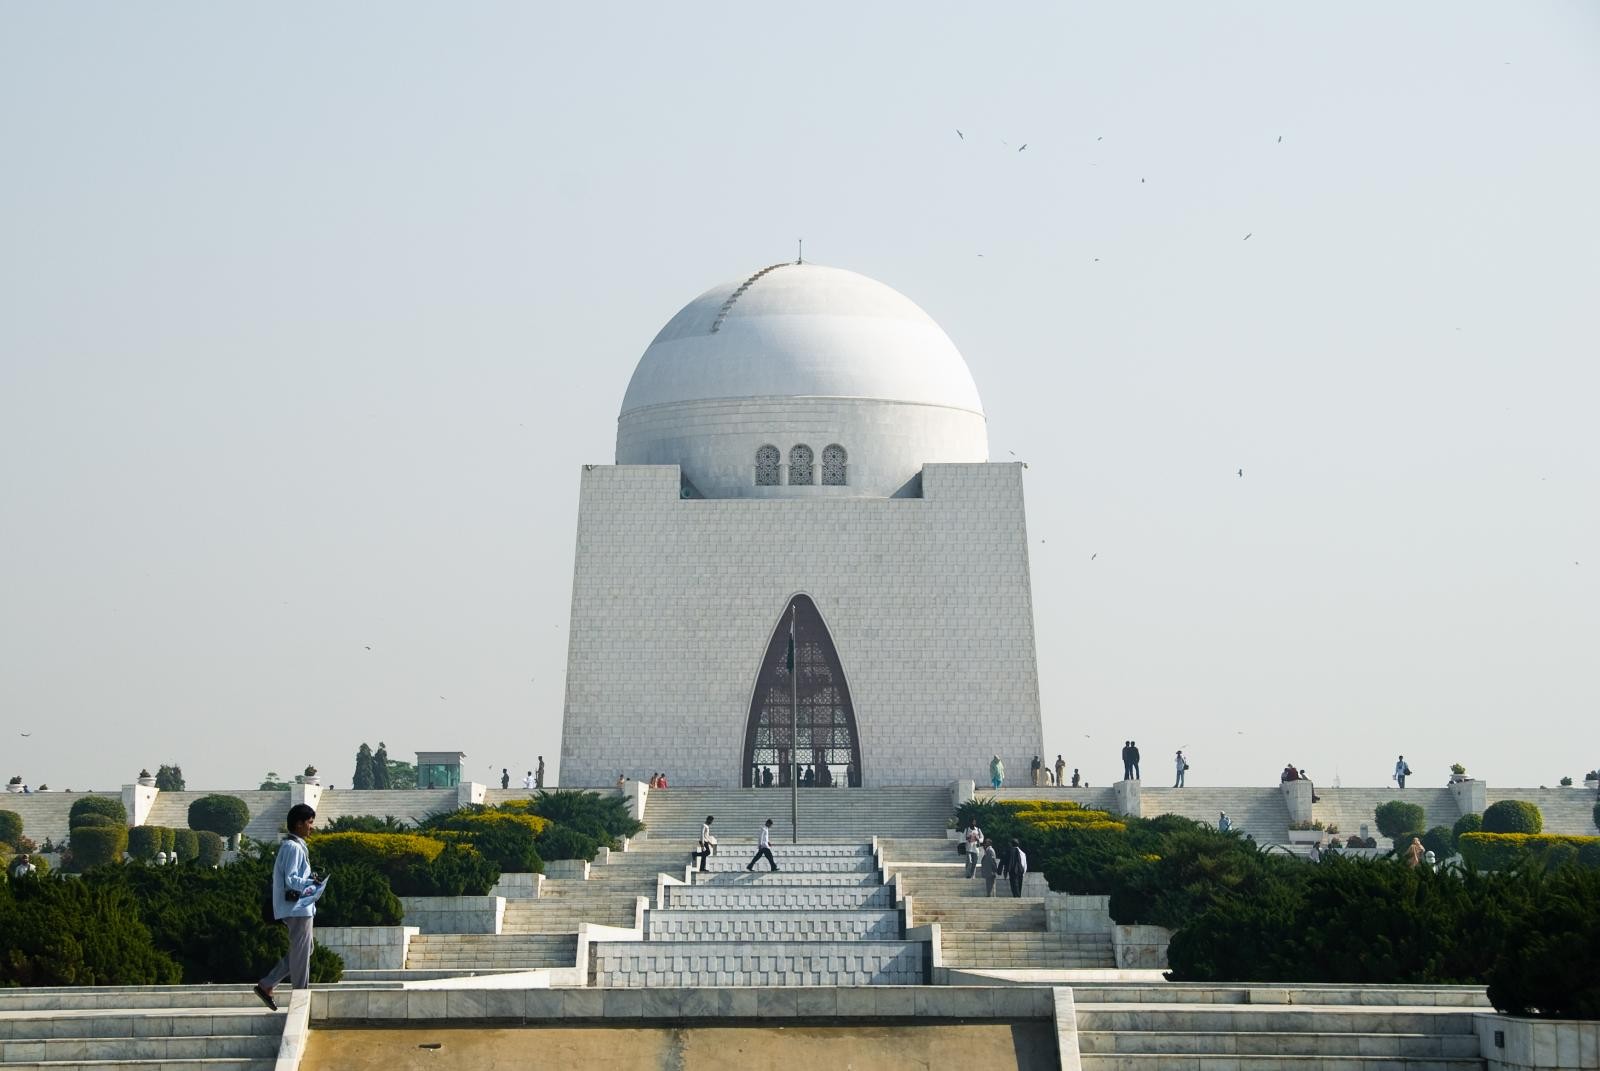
[821, 444, 847, 485]
[788, 444, 814, 486]
[755, 444, 781, 485]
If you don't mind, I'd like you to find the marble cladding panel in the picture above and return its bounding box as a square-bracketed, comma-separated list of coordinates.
[560, 463, 1044, 788]
[592, 940, 926, 988]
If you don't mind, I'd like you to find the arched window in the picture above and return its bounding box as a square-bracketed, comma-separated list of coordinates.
[789, 444, 814, 486]
[755, 444, 781, 486]
[821, 444, 847, 486]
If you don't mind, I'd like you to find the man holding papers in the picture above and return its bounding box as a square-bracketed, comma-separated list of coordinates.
[254, 803, 325, 1010]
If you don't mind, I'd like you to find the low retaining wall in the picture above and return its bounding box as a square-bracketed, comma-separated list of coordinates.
[490, 873, 543, 899]
[1112, 924, 1172, 969]
[1476, 1013, 1600, 1071]
[1046, 893, 1113, 935]
[398, 896, 505, 935]
[315, 926, 419, 970]
[543, 859, 589, 880]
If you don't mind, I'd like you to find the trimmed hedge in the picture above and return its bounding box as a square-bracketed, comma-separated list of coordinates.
[1421, 825, 1455, 859]
[1482, 799, 1543, 835]
[307, 833, 498, 896]
[187, 795, 251, 839]
[0, 877, 180, 985]
[127, 826, 163, 861]
[173, 829, 199, 863]
[72, 813, 120, 830]
[69, 825, 128, 870]
[313, 863, 404, 927]
[1458, 833, 1600, 872]
[1453, 812, 1483, 843]
[196, 831, 224, 866]
[0, 810, 21, 847]
[527, 790, 643, 847]
[1374, 800, 1425, 841]
[69, 796, 126, 826]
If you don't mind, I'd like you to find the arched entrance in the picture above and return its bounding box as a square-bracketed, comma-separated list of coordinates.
[741, 594, 863, 788]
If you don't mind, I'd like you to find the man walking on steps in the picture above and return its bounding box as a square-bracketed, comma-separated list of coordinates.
[1000, 839, 1028, 898]
[1394, 755, 1410, 789]
[747, 818, 779, 872]
[254, 804, 326, 1011]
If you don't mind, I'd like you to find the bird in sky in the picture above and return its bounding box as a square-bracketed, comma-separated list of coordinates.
[1018, 143, 1027, 152]
[19, 732, 30, 737]
[956, 129, 963, 140]
[364, 646, 372, 650]
[1091, 553, 1098, 560]
[1277, 135, 1283, 143]
[1238, 469, 1244, 477]
[1096, 136, 1103, 141]
[1243, 233, 1253, 241]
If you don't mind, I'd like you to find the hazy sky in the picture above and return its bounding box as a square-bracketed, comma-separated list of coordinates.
[2, 5, 1596, 793]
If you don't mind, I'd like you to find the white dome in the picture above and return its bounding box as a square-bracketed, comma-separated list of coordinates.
[617, 263, 988, 499]
[621, 263, 984, 416]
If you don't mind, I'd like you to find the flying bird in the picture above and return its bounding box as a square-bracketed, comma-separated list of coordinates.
[364, 646, 372, 650]
[1243, 233, 1253, 241]
[1096, 136, 1103, 141]
[1238, 469, 1244, 477]
[1091, 553, 1097, 560]
[1277, 135, 1283, 143]
[19, 732, 30, 737]
[1018, 143, 1027, 152]
[956, 129, 963, 140]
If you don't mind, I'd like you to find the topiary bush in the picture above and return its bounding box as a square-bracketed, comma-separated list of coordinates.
[126, 826, 163, 861]
[1483, 799, 1543, 835]
[528, 790, 643, 847]
[1593, 800, 1600, 833]
[159, 827, 176, 854]
[71, 813, 119, 830]
[173, 829, 199, 863]
[1421, 825, 1455, 860]
[1453, 812, 1483, 844]
[535, 825, 600, 862]
[69, 796, 127, 826]
[68, 824, 128, 870]
[1457, 833, 1600, 871]
[1373, 800, 1425, 842]
[187, 795, 251, 840]
[0, 810, 21, 848]
[308, 832, 498, 897]
[196, 830, 224, 866]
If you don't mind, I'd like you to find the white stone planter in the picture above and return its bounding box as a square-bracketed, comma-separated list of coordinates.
[1286, 829, 1327, 845]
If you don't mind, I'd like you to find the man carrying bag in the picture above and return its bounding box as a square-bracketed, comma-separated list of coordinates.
[254, 804, 326, 1010]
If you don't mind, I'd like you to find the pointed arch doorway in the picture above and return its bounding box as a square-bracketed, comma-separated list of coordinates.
[741, 594, 863, 789]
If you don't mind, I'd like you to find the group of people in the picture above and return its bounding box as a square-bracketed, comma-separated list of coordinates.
[499, 758, 546, 790]
[958, 818, 1029, 897]
[991, 754, 1084, 790]
[617, 772, 671, 789]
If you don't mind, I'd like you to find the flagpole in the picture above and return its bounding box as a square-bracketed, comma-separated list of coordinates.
[789, 603, 798, 844]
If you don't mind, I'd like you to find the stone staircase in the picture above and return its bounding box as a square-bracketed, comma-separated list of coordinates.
[1140, 787, 1291, 844]
[1486, 787, 1599, 836]
[882, 838, 1115, 970]
[1074, 995, 1484, 1071]
[0, 792, 122, 848]
[592, 842, 926, 986]
[0, 985, 283, 1071]
[639, 786, 951, 842]
[143, 790, 295, 845]
[501, 894, 637, 933]
[404, 933, 579, 971]
[1311, 787, 1462, 848]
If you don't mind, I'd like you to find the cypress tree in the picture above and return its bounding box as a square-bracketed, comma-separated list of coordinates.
[371, 741, 391, 789]
[352, 743, 375, 791]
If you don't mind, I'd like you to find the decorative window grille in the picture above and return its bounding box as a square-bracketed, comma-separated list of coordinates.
[755, 444, 781, 486]
[789, 444, 814, 486]
[821, 444, 847, 486]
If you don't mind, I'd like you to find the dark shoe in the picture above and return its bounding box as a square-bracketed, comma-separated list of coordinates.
[252, 985, 278, 1011]
[745, 866, 753, 871]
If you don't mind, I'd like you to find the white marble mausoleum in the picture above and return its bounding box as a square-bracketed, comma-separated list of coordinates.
[558, 262, 1045, 787]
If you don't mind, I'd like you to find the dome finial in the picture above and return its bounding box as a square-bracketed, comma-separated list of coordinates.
[797, 238, 803, 265]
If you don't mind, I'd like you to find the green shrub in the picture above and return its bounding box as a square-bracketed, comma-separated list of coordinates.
[1485, 867, 1600, 1018]
[196, 831, 224, 866]
[159, 827, 176, 853]
[173, 829, 199, 863]
[1457, 833, 1600, 871]
[527, 790, 643, 847]
[314, 863, 404, 926]
[1592, 800, 1599, 832]
[68, 825, 128, 870]
[127, 826, 163, 861]
[0, 877, 180, 985]
[324, 814, 411, 834]
[1421, 825, 1455, 859]
[0, 810, 21, 848]
[1578, 841, 1600, 869]
[1453, 812, 1483, 844]
[71, 813, 119, 830]
[1374, 800, 1425, 841]
[187, 795, 251, 839]
[69, 796, 127, 826]
[1483, 799, 1543, 835]
[310, 943, 343, 983]
[308, 833, 498, 897]
[536, 826, 600, 862]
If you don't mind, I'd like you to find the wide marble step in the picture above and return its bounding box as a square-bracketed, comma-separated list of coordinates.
[663, 885, 895, 911]
[645, 909, 901, 942]
[912, 899, 1046, 930]
[1075, 1007, 1480, 1035]
[592, 939, 925, 987]
[1078, 1030, 1483, 1058]
[0, 1009, 281, 1039]
[1, 1060, 275, 1071]
[0, 1035, 279, 1062]
[941, 932, 1113, 968]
